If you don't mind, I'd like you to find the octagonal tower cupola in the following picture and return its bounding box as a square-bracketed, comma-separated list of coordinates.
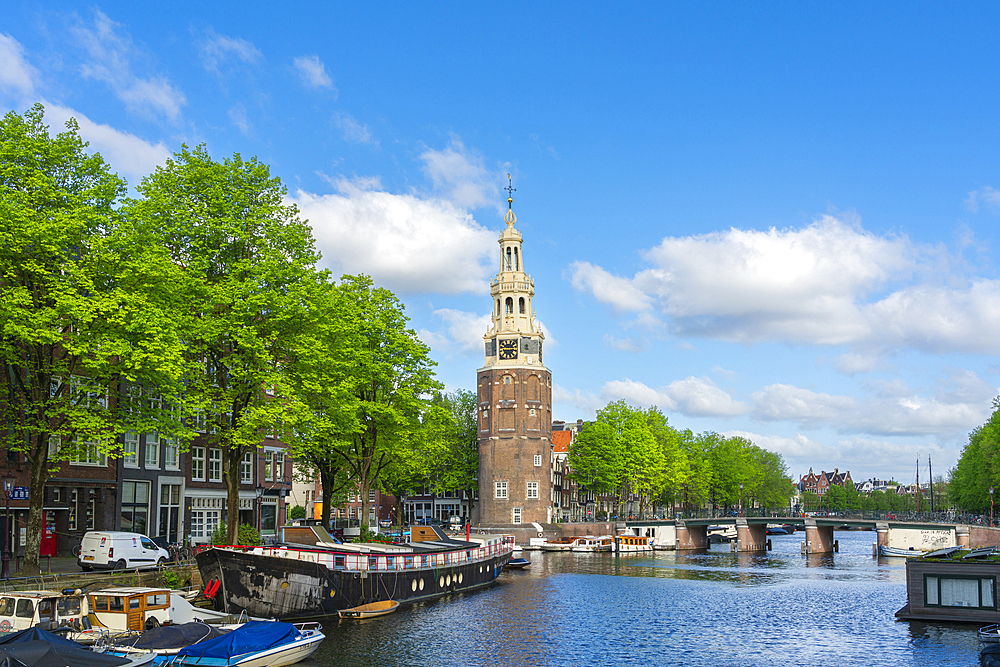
[488, 177, 542, 339]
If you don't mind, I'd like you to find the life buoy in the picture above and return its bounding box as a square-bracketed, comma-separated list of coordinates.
[537, 532, 543, 537]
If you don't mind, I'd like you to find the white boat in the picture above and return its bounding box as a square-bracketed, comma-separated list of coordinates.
[879, 545, 926, 558]
[981, 624, 1000, 643]
[614, 535, 654, 553]
[0, 589, 89, 636]
[168, 620, 324, 667]
[540, 537, 577, 552]
[570, 536, 613, 552]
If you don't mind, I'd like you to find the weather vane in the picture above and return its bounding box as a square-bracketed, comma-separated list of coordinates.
[505, 173, 515, 208]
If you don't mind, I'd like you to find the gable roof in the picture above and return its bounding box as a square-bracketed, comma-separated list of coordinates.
[552, 430, 572, 452]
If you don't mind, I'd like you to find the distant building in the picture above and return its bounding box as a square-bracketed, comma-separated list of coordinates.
[799, 467, 853, 496]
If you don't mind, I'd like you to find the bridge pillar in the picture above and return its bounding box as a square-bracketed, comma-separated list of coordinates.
[735, 518, 767, 552]
[675, 521, 708, 550]
[956, 526, 970, 548]
[802, 519, 835, 554]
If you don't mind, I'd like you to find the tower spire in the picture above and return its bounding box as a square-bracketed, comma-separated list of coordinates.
[504, 173, 517, 228]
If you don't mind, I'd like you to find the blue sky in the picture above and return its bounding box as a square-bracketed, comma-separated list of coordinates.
[4, 3, 1000, 483]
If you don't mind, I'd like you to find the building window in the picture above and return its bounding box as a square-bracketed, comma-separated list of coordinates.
[68, 489, 78, 531]
[276, 452, 284, 482]
[145, 433, 159, 469]
[208, 449, 222, 482]
[121, 481, 150, 535]
[512, 507, 522, 524]
[192, 447, 205, 481]
[505, 297, 513, 314]
[261, 500, 277, 534]
[369, 489, 376, 502]
[495, 481, 508, 499]
[534, 454, 542, 467]
[158, 484, 181, 543]
[241, 452, 253, 484]
[925, 575, 996, 609]
[190, 498, 222, 541]
[123, 432, 139, 467]
[264, 452, 273, 482]
[519, 297, 525, 313]
[71, 439, 106, 467]
[526, 482, 539, 499]
[163, 437, 179, 470]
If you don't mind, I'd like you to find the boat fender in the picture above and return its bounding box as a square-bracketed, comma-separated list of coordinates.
[204, 579, 221, 598]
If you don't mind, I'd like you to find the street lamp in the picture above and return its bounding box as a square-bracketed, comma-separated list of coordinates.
[255, 485, 265, 535]
[1, 472, 13, 580]
[991, 487, 995, 528]
[739, 482, 744, 518]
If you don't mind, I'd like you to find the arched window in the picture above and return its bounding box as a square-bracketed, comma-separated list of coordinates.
[505, 297, 513, 314]
[496, 299, 500, 315]
[519, 297, 525, 314]
[514, 247, 519, 271]
[506, 247, 512, 270]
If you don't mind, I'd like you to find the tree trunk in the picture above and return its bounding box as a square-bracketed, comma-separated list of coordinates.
[320, 468, 334, 530]
[24, 432, 47, 576]
[223, 446, 243, 545]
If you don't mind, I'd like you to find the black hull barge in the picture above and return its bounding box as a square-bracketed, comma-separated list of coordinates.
[196, 526, 514, 620]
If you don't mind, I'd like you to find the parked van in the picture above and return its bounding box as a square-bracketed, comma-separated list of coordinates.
[77, 531, 169, 571]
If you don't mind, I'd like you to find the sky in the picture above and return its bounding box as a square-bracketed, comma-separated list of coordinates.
[3, 3, 1000, 484]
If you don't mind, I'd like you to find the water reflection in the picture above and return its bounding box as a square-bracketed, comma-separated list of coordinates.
[305, 531, 981, 667]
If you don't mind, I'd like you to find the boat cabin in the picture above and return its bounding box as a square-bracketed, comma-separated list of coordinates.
[90, 587, 171, 632]
[897, 550, 1000, 623]
[0, 590, 86, 633]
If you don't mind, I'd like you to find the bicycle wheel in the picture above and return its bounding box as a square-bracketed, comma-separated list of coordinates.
[71, 544, 82, 558]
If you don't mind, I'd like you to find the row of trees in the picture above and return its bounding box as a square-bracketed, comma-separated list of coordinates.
[568, 401, 793, 517]
[0, 105, 476, 573]
[949, 397, 1000, 513]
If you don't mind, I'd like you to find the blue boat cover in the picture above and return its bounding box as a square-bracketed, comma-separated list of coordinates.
[0, 627, 83, 647]
[176, 621, 298, 660]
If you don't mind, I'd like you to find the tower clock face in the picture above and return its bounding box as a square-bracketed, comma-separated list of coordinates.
[498, 339, 519, 360]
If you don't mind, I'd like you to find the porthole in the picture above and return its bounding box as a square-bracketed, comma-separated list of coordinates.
[411, 580, 417, 592]
[439, 576, 445, 588]
[419, 578, 424, 591]
[446, 575, 452, 586]
[458, 573, 463, 584]
[479, 566, 482, 573]
[280, 582, 289, 590]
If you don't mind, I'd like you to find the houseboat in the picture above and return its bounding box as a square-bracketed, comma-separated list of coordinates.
[195, 525, 514, 620]
[614, 535, 654, 553]
[895, 547, 1000, 624]
[0, 590, 87, 635]
[539, 537, 577, 552]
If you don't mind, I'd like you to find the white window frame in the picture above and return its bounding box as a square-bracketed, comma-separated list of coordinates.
[208, 449, 222, 482]
[275, 452, 284, 482]
[534, 454, 542, 467]
[495, 481, 508, 499]
[240, 452, 253, 484]
[145, 432, 159, 468]
[71, 438, 106, 467]
[264, 452, 273, 482]
[123, 432, 139, 467]
[163, 437, 179, 470]
[512, 507, 522, 524]
[526, 481, 539, 499]
[192, 447, 206, 482]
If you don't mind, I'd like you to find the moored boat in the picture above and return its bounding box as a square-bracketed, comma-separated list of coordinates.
[196, 524, 514, 619]
[981, 623, 1000, 643]
[540, 537, 576, 552]
[505, 557, 530, 569]
[169, 621, 323, 667]
[571, 536, 613, 552]
[879, 545, 925, 558]
[0, 626, 155, 667]
[614, 535, 654, 553]
[338, 600, 399, 619]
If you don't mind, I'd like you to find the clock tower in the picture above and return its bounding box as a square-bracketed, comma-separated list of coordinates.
[477, 179, 552, 526]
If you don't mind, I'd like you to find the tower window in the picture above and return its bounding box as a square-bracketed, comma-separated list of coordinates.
[519, 297, 525, 314]
[506, 247, 512, 270]
[496, 299, 500, 315]
[505, 297, 513, 314]
[514, 247, 519, 271]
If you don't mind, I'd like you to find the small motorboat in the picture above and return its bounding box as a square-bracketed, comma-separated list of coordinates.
[338, 600, 400, 620]
[879, 545, 925, 558]
[169, 620, 324, 667]
[981, 624, 1000, 643]
[506, 558, 531, 569]
[765, 525, 788, 535]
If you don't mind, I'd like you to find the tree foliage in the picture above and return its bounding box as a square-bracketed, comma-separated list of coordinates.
[949, 396, 1000, 513]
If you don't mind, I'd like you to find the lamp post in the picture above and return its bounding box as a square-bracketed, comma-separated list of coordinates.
[739, 482, 744, 518]
[1, 473, 13, 580]
[991, 487, 995, 528]
[255, 485, 264, 535]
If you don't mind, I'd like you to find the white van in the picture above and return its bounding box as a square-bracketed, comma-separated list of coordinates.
[77, 531, 170, 571]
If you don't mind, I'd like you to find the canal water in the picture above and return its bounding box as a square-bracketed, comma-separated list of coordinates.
[303, 530, 982, 666]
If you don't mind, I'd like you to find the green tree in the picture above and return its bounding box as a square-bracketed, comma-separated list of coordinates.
[130, 144, 318, 545]
[289, 505, 306, 520]
[0, 106, 191, 574]
[949, 397, 1000, 513]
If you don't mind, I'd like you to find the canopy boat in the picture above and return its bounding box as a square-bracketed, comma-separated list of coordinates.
[570, 536, 613, 553]
[505, 558, 531, 570]
[338, 600, 399, 619]
[168, 621, 323, 667]
[539, 537, 577, 552]
[0, 627, 154, 667]
[0, 589, 88, 637]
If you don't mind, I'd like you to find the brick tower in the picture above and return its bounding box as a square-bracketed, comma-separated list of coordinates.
[477, 180, 552, 526]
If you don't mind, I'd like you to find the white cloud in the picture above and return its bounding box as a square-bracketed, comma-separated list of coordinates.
[44, 103, 170, 181]
[835, 352, 878, 375]
[723, 430, 828, 461]
[0, 33, 38, 99]
[964, 186, 1000, 214]
[419, 138, 499, 210]
[431, 309, 491, 355]
[333, 112, 375, 145]
[71, 10, 185, 120]
[553, 376, 747, 418]
[569, 261, 652, 313]
[198, 30, 262, 74]
[289, 179, 495, 295]
[752, 384, 858, 426]
[228, 103, 251, 135]
[603, 334, 650, 353]
[293, 55, 334, 90]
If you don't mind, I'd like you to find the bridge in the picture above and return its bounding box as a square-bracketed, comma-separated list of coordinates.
[624, 517, 971, 554]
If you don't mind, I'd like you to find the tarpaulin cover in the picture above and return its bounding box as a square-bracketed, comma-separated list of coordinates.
[176, 621, 297, 660]
[0, 640, 130, 667]
[121, 622, 228, 650]
[0, 627, 82, 648]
